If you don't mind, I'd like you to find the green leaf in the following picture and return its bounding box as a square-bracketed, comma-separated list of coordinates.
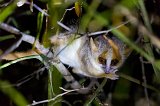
[48, 66, 62, 106]
[111, 29, 154, 62]
[0, 55, 42, 70]
[0, 0, 18, 22]
[80, 0, 101, 31]
[0, 80, 28, 106]
[120, 0, 139, 9]
[32, 12, 44, 49]
[0, 35, 15, 42]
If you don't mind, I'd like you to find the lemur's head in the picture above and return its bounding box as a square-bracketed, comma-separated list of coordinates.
[88, 35, 125, 79]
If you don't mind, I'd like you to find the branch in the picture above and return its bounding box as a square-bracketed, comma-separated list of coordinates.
[0, 22, 88, 94]
[0, 22, 50, 59]
[51, 62, 91, 94]
[28, 87, 87, 106]
[140, 57, 150, 106]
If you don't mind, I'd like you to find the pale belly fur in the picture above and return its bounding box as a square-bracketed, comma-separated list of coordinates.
[58, 37, 82, 68]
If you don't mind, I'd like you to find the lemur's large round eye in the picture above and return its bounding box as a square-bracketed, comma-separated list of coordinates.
[111, 59, 119, 66]
[98, 56, 106, 65]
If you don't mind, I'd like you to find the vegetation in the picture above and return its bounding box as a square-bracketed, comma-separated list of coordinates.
[0, 0, 160, 106]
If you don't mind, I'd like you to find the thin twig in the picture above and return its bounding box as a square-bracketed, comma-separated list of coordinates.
[140, 57, 150, 106]
[116, 5, 160, 49]
[28, 87, 86, 106]
[52, 62, 91, 94]
[0, 22, 87, 93]
[59, 7, 75, 22]
[0, 0, 13, 7]
[0, 67, 45, 88]
[17, 1, 49, 16]
[0, 22, 20, 34]
[0, 22, 50, 56]
[119, 73, 160, 93]
[88, 20, 131, 37]
[85, 78, 107, 105]
[0, 36, 23, 60]
[57, 21, 72, 32]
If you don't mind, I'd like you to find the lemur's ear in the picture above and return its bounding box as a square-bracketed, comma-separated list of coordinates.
[90, 37, 98, 52]
[103, 35, 121, 61]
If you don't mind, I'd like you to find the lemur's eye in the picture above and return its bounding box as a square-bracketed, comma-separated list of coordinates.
[98, 51, 107, 65]
[98, 56, 106, 65]
[111, 59, 119, 66]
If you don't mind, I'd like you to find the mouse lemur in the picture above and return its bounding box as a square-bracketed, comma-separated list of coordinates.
[49, 3, 130, 80]
[50, 26, 126, 80]
[1, 5, 128, 81]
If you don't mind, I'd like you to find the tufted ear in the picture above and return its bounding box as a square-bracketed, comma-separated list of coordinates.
[103, 35, 121, 61]
[90, 37, 98, 52]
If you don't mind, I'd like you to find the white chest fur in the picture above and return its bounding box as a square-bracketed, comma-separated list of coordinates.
[58, 37, 82, 68]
